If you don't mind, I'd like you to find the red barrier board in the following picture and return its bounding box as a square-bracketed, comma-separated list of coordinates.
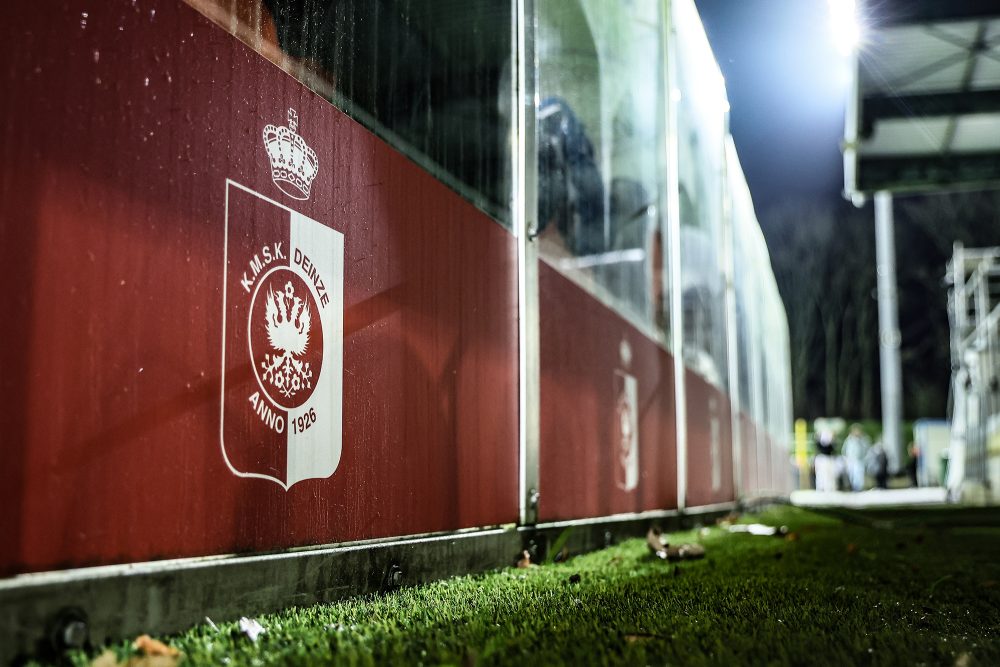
[684, 369, 735, 507]
[537, 263, 678, 521]
[0, 1, 518, 576]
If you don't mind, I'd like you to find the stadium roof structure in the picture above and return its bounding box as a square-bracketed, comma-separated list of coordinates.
[844, 0, 1000, 200]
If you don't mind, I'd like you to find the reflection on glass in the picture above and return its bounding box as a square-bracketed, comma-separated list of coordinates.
[674, 0, 728, 387]
[535, 0, 670, 338]
[188, 0, 513, 224]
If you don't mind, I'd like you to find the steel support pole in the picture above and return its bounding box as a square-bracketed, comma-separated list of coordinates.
[515, 0, 540, 525]
[664, 1, 687, 510]
[875, 191, 903, 470]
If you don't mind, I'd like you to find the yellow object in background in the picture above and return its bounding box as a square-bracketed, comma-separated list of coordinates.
[795, 419, 809, 489]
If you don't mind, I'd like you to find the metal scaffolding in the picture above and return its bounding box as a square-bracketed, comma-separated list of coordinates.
[946, 243, 1000, 501]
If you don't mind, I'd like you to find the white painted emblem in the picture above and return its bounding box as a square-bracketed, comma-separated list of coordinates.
[263, 108, 319, 200]
[615, 339, 639, 492]
[221, 180, 344, 489]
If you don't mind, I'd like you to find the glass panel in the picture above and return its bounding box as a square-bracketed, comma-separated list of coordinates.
[728, 149, 756, 418]
[535, 0, 670, 337]
[673, 0, 728, 387]
[187, 0, 513, 225]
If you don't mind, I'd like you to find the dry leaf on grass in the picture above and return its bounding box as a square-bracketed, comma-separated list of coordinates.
[91, 650, 181, 667]
[516, 550, 537, 569]
[646, 527, 668, 559]
[133, 635, 180, 657]
[679, 543, 705, 560]
[90, 652, 121, 667]
[715, 512, 741, 528]
[654, 543, 705, 562]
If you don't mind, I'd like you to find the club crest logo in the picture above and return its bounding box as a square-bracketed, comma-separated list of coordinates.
[263, 108, 318, 200]
[615, 339, 639, 492]
[221, 179, 344, 489]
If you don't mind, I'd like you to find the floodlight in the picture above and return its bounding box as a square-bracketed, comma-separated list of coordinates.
[828, 0, 861, 56]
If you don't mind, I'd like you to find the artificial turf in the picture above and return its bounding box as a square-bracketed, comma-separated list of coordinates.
[61, 505, 1000, 666]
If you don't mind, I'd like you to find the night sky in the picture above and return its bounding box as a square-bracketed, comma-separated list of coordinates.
[696, 0, 848, 214]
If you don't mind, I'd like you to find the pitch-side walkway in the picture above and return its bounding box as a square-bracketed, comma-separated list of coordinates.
[789, 486, 948, 508]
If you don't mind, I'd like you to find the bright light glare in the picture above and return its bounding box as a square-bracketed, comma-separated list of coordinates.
[828, 0, 862, 56]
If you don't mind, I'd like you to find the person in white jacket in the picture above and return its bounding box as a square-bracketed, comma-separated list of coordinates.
[842, 424, 870, 491]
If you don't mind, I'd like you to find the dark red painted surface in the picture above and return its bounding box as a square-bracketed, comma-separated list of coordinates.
[684, 370, 735, 507]
[738, 412, 759, 495]
[537, 263, 678, 521]
[0, 1, 518, 575]
[759, 433, 774, 493]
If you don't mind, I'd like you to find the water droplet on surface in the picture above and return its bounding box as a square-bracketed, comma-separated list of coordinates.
[144, 76, 149, 86]
[92, 50, 100, 63]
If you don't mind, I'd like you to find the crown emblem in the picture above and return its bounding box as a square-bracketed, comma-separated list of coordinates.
[263, 108, 319, 200]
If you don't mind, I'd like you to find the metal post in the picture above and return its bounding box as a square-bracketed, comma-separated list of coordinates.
[875, 191, 903, 471]
[664, 0, 687, 511]
[515, 0, 540, 524]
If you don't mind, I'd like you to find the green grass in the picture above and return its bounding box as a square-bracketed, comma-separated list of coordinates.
[61, 506, 1000, 666]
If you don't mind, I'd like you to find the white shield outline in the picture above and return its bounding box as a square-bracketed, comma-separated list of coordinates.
[220, 179, 344, 490]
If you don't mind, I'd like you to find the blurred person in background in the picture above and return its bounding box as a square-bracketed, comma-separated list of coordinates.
[842, 424, 870, 492]
[906, 441, 920, 487]
[867, 440, 889, 489]
[815, 431, 838, 492]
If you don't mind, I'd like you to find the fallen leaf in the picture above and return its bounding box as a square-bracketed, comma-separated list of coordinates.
[90, 651, 121, 667]
[238, 616, 266, 642]
[133, 635, 179, 657]
[646, 527, 668, 556]
[785, 532, 799, 542]
[679, 543, 706, 560]
[129, 659, 180, 667]
[91, 650, 182, 667]
[516, 550, 537, 569]
[715, 511, 741, 528]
